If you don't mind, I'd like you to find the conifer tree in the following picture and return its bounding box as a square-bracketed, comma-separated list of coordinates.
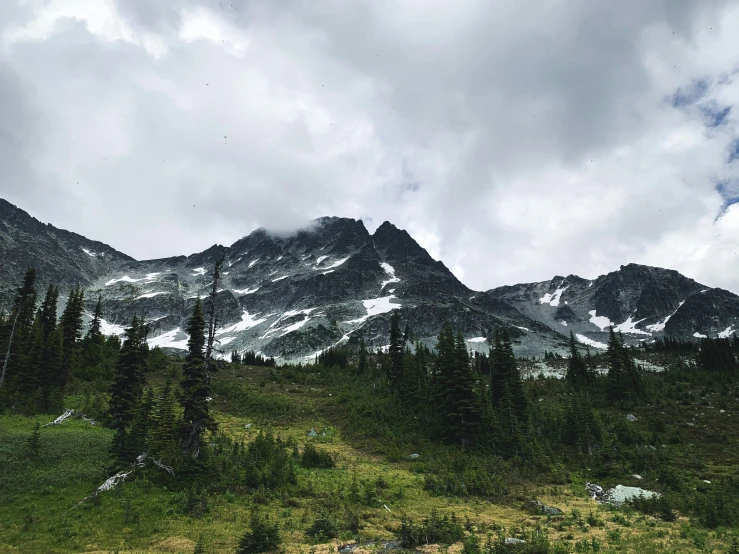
[109, 315, 148, 462]
[606, 328, 642, 402]
[565, 332, 588, 388]
[204, 255, 225, 378]
[180, 298, 216, 458]
[357, 337, 368, 375]
[88, 296, 103, 342]
[0, 268, 38, 394]
[130, 386, 154, 455]
[152, 378, 178, 459]
[389, 310, 405, 390]
[59, 287, 85, 391]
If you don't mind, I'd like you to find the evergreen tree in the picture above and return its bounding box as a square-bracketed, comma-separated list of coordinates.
[152, 379, 178, 460]
[130, 386, 154, 455]
[605, 328, 642, 402]
[109, 315, 148, 462]
[88, 296, 103, 342]
[58, 287, 85, 391]
[565, 332, 588, 388]
[204, 255, 225, 378]
[357, 337, 368, 375]
[431, 325, 483, 445]
[180, 298, 216, 458]
[0, 268, 38, 396]
[389, 310, 405, 390]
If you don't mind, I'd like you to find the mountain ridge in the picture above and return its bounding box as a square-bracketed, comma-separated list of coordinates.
[0, 198, 737, 360]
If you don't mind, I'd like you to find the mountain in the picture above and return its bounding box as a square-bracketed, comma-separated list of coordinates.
[483, 263, 739, 349]
[0, 198, 737, 361]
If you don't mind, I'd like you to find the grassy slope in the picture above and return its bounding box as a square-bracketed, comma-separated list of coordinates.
[1, 362, 738, 553]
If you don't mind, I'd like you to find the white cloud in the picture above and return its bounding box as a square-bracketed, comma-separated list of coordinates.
[1, 0, 738, 292]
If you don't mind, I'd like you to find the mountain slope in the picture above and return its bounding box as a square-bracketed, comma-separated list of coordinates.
[483, 263, 739, 348]
[0, 198, 736, 360]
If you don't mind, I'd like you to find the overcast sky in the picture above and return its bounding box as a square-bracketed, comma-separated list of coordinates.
[1, 0, 738, 293]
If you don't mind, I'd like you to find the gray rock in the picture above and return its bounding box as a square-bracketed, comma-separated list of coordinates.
[505, 538, 526, 545]
[626, 414, 638, 422]
[526, 499, 563, 516]
[601, 485, 659, 506]
[307, 429, 317, 437]
[409, 453, 420, 459]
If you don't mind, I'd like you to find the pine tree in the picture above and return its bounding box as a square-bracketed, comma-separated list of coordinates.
[357, 337, 368, 375]
[180, 298, 216, 458]
[204, 255, 225, 379]
[389, 310, 405, 390]
[0, 268, 38, 396]
[130, 387, 154, 455]
[88, 296, 103, 342]
[565, 332, 588, 388]
[152, 378, 178, 459]
[109, 315, 148, 462]
[606, 328, 642, 402]
[58, 287, 85, 391]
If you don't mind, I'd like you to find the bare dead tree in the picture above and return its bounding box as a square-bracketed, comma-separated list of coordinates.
[204, 253, 225, 380]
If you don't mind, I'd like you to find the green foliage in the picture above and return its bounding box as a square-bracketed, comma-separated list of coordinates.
[305, 514, 338, 542]
[180, 298, 216, 458]
[237, 514, 281, 554]
[300, 442, 335, 469]
[397, 510, 464, 547]
[26, 422, 41, 459]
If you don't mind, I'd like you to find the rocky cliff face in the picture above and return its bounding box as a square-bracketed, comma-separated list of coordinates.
[484, 263, 739, 349]
[1, 199, 737, 361]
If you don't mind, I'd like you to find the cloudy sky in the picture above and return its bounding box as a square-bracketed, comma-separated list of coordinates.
[1, 0, 739, 293]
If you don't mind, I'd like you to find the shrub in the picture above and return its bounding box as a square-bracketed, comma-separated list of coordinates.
[305, 514, 338, 542]
[237, 514, 281, 554]
[300, 443, 335, 469]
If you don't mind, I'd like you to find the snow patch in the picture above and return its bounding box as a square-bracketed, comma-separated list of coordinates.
[467, 337, 487, 343]
[694, 332, 708, 338]
[322, 270, 334, 275]
[191, 267, 206, 276]
[515, 326, 530, 332]
[718, 326, 736, 339]
[148, 328, 189, 350]
[323, 256, 350, 270]
[248, 259, 259, 268]
[560, 321, 568, 327]
[219, 311, 269, 334]
[576, 334, 607, 350]
[539, 286, 568, 307]
[346, 295, 399, 324]
[233, 286, 259, 295]
[105, 273, 160, 286]
[219, 336, 236, 345]
[136, 291, 168, 299]
[272, 275, 288, 282]
[613, 316, 651, 336]
[81, 247, 97, 257]
[99, 318, 127, 336]
[380, 262, 401, 289]
[646, 301, 685, 332]
[315, 255, 328, 265]
[588, 310, 612, 331]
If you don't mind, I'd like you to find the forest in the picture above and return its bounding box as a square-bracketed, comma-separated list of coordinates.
[2, 265, 739, 553]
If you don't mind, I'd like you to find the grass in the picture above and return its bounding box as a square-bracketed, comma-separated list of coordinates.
[2, 362, 739, 553]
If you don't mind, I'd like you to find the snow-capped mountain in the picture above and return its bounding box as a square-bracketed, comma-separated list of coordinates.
[0, 198, 737, 361]
[483, 263, 739, 349]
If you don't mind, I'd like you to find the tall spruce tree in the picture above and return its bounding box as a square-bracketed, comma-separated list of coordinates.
[0, 269, 38, 405]
[180, 298, 216, 458]
[152, 378, 178, 460]
[565, 332, 588, 388]
[357, 337, 368, 375]
[58, 287, 85, 391]
[204, 254, 225, 379]
[388, 310, 405, 390]
[109, 315, 148, 462]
